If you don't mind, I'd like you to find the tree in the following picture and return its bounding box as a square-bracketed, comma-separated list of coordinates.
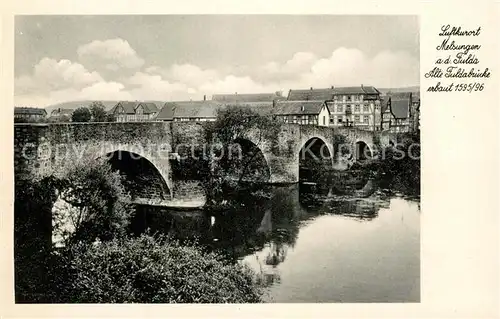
[72, 107, 91, 122]
[105, 113, 116, 122]
[200, 105, 280, 207]
[89, 101, 107, 122]
[52, 157, 132, 246]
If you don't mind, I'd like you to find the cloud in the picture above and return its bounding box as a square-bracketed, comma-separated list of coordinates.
[77, 38, 145, 70]
[301, 48, 419, 88]
[15, 41, 419, 107]
[126, 72, 193, 101]
[15, 58, 103, 95]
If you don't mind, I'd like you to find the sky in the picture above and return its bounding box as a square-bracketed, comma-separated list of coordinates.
[15, 15, 420, 107]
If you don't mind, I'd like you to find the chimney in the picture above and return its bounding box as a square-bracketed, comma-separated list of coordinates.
[272, 99, 276, 108]
[331, 85, 334, 89]
[361, 84, 364, 88]
[310, 87, 313, 90]
[203, 95, 206, 101]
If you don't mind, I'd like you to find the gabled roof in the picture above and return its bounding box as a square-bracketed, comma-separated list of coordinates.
[390, 99, 410, 119]
[111, 101, 138, 114]
[273, 100, 327, 115]
[212, 93, 283, 103]
[15, 107, 47, 115]
[381, 96, 391, 113]
[333, 86, 381, 95]
[137, 102, 159, 114]
[388, 92, 412, 100]
[168, 100, 226, 119]
[287, 88, 335, 101]
[156, 103, 174, 120]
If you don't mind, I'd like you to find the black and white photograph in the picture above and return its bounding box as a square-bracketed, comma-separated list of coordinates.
[13, 15, 421, 303]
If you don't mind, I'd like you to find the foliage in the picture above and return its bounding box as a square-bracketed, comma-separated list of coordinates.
[89, 101, 107, 122]
[201, 105, 279, 207]
[72, 107, 92, 122]
[52, 157, 133, 246]
[48, 234, 263, 303]
[106, 113, 116, 122]
[376, 132, 420, 195]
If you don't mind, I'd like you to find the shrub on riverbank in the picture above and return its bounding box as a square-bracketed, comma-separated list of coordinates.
[49, 234, 263, 303]
[377, 132, 420, 195]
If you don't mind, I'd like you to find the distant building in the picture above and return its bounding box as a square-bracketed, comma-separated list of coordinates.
[110, 101, 159, 122]
[212, 92, 284, 103]
[155, 103, 174, 121]
[273, 100, 330, 126]
[286, 87, 336, 101]
[167, 100, 225, 122]
[380, 96, 393, 131]
[49, 108, 73, 122]
[410, 92, 420, 131]
[14, 107, 47, 122]
[329, 86, 382, 131]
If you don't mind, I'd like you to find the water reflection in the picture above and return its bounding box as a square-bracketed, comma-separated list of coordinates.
[130, 174, 420, 302]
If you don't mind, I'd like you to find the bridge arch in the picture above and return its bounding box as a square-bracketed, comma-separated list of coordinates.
[225, 137, 271, 183]
[298, 137, 334, 181]
[96, 147, 172, 201]
[354, 140, 373, 162]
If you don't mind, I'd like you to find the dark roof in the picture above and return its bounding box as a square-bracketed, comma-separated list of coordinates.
[156, 103, 174, 120]
[287, 88, 335, 101]
[389, 92, 410, 99]
[111, 101, 137, 114]
[391, 99, 410, 119]
[168, 100, 226, 118]
[138, 102, 159, 114]
[273, 100, 326, 115]
[333, 86, 380, 95]
[381, 96, 391, 113]
[212, 93, 283, 103]
[15, 107, 47, 115]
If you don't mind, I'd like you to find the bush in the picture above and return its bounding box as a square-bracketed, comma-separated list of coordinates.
[50, 235, 263, 303]
[52, 157, 133, 246]
[72, 107, 91, 122]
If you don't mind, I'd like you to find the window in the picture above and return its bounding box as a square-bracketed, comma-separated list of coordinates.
[354, 115, 360, 122]
[354, 105, 360, 112]
[343, 95, 347, 102]
[337, 105, 343, 112]
[283, 116, 288, 123]
[338, 117, 343, 123]
[301, 115, 307, 125]
[363, 105, 369, 112]
[293, 116, 297, 124]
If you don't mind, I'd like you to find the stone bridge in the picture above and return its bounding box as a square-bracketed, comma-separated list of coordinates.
[14, 122, 395, 203]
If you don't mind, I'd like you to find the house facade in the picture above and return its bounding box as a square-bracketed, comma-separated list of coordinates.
[49, 108, 73, 122]
[273, 100, 330, 127]
[168, 100, 225, 122]
[14, 107, 47, 122]
[110, 101, 159, 122]
[329, 86, 382, 131]
[382, 92, 420, 133]
[380, 96, 393, 131]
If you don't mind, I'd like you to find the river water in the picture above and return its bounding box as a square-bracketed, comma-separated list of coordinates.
[133, 176, 420, 303]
